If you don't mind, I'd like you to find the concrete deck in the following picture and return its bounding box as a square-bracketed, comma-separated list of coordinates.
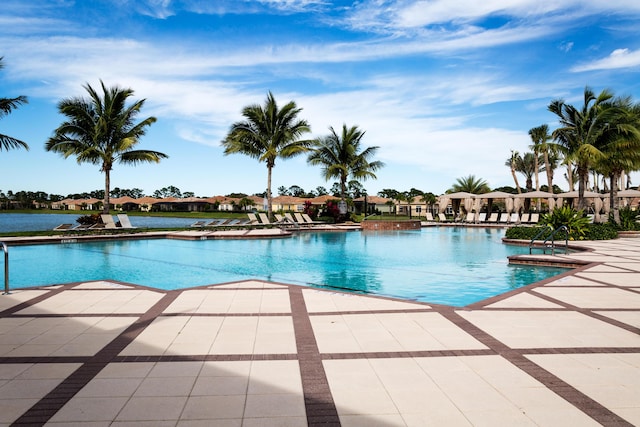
[0, 238, 638, 426]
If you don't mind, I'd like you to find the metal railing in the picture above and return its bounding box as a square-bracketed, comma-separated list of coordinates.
[529, 225, 569, 255]
[1, 242, 8, 294]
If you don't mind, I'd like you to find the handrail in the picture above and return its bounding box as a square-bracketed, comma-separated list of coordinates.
[1, 242, 8, 295]
[529, 225, 569, 255]
[543, 225, 569, 255]
[529, 225, 553, 254]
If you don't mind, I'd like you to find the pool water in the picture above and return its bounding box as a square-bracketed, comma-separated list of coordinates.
[3, 228, 566, 306]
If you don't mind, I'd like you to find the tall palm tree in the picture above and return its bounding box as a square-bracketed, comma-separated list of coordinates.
[595, 97, 640, 223]
[0, 57, 29, 151]
[308, 124, 384, 202]
[46, 80, 166, 214]
[222, 91, 311, 220]
[548, 87, 619, 210]
[448, 175, 490, 194]
[505, 150, 522, 193]
[529, 124, 554, 190]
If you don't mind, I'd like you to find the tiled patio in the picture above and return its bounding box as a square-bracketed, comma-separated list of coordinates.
[0, 238, 638, 426]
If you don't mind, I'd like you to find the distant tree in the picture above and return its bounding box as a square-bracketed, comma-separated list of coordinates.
[153, 186, 182, 198]
[288, 185, 305, 197]
[226, 192, 248, 198]
[449, 175, 490, 194]
[221, 91, 312, 220]
[277, 185, 289, 196]
[529, 124, 555, 190]
[347, 180, 364, 198]
[308, 124, 384, 201]
[492, 185, 517, 194]
[378, 188, 400, 199]
[46, 80, 166, 213]
[0, 57, 29, 152]
[330, 182, 342, 197]
[314, 186, 328, 196]
[238, 197, 255, 211]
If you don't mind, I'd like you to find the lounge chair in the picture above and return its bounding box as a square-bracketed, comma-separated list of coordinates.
[465, 212, 476, 223]
[117, 214, 136, 229]
[53, 223, 74, 231]
[486, 212, 499, 223]
[497, 213, 508, 224]
[520, 213, 530, 223]
[100, 214, 119, 229]
[508, 213, 519, 224]
[284, 213, 298, 224]
[302, 213, 324, 225]
[425, 212, 435, 222]
[477, 212, 487, 223]
[258, 213, 272, 225]
[529, 213, 539, 224]
[190, 220, 207, 227]
[438, 213, 448, 222]
[247, 213, 261, 225]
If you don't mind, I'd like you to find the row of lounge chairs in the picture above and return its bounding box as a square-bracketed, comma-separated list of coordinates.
[53, 214, 136, 231]
[191, 212, 324, 229]
[428, 212, 539, 225]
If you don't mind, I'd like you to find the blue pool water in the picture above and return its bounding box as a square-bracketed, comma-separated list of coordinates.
[1, 227, 566, 306]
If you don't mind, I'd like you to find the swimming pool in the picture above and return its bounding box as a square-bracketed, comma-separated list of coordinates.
[3, 227, 566, 306]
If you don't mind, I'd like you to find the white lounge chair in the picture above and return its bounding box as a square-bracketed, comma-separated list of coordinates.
[465, 212, 476, 223]
[425, 212, 435, 222]
[100, 214, 118, 229]
[247, 213, 261, 225]
[529, 213, 540, 224]
[497, 213, 508, 224]
[486, 212, 499, 223]
[117, 214, 136, 229]
[258, 213, 272, 225]
[520, 213, 530, 223]
[508, 213, 519, 224]
[438, 213, 448, 222]
[477, 212, 487, 223]
[53, 223, 74, 231]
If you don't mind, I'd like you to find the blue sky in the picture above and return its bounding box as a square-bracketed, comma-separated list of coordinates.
[1, 0, 640, 198]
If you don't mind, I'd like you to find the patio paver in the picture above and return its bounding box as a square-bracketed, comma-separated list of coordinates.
[0, 238, 635, 426]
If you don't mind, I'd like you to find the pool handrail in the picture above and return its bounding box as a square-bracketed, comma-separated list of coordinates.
[1, 242, 8, 294]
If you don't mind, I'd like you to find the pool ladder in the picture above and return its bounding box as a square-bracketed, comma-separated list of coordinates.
[0, 242, 8, 294]
[529, 225, 569, 255]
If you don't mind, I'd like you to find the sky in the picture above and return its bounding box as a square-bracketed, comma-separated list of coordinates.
[1, 0, 640, 198]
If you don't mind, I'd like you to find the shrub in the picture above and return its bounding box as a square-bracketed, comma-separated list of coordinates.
[582, 223, 618, 240]
[540, 206, 591, 239]
[611, 206, 640, 231]
[505, 222, 618, 241]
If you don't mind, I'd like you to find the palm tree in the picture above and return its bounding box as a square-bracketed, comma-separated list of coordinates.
[505, 150, 522, 193]
[308, 124, 384, 202]
[548, 87, 619, 210]
[516, 152, 539, 193]
[595, 97, 640, 223]
[529, 124, 554, 190]
[448, 175, 490, 194]
[222, 91, 311, 220]
[0, 57, 29, 151]
[46, 80, 167, 214]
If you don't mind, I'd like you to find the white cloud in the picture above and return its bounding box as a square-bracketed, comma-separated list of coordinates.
[571, 48, 640, 72]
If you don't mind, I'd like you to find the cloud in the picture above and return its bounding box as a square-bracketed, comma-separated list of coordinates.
[571, 48, 640, 72]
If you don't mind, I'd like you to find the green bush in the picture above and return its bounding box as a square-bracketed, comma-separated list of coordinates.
[611, 206, 640, 231]
[540, 206, 591, 239]
[505, 222, 618, 241]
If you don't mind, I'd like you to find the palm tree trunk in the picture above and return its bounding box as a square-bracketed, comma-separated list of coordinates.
[577, 165, 588, 211]
[103, 168, 111, 214]
[544, 151, 553, 190]
[610, 172, 620, 224]
[566, 162, 574, 191]
[510, 167, 521, 194]
[267, 166, 273, 220]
